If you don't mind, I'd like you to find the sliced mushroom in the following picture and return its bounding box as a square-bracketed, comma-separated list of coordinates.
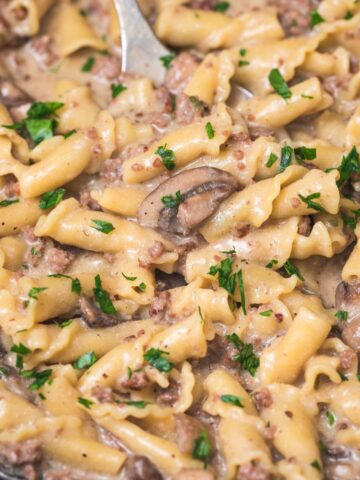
[79, 297, 122, 328]
[138, 167, 238, 235]
[125, 455, 163, 480]
[0, 77, 29, 108]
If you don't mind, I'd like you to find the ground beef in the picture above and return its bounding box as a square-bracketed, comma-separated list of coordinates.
[3, 180, 20, 197]
[79, 190, 101, 211]
[29, 35, 58, 66]
[92, 55, 121, 80]
[248, 126, 275, 140]
[119, 370, 150, 390]
[22, 225, 39, 242]
[45, 247, 74, 274]
[149, 291, 171, 323]
[339, 349, 356, 369]
[91, 385, 113, 403]
[0, 439, 42, 465]
[153, 86, 174, 114]
[138, 241, 165, 269]
[253, 388, 273, 411]
[0, 78, 28, 108]
[189, 0, 216, 9]
[155, 379, 180, 406]
[297, 216, 312, 236]
[174, 414, 204, 454]
[125, 455, 163, 480]
[164, 52, 200, 95]
[269, 0, 320, 36]
[322, 75, 352, 98]
[236, 462, 271, 480]
[175, 93, 208, 125]
[100, 157, 123, 185]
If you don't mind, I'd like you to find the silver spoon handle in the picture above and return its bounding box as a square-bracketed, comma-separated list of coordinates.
[113, 0, 170, 85]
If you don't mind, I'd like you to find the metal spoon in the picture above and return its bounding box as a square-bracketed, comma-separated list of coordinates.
[112, 0, 253, 99]
[113, 0, 170, 85]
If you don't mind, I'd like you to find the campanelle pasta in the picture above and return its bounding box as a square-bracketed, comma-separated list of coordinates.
[0, 0, 359, 478]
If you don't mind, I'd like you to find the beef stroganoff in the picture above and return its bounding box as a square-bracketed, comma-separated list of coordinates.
[0, 0, 359, 478]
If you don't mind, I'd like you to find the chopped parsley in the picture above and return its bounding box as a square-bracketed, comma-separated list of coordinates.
[0, 198, 19, 207]
[209, 257, 236, 295]
[20, 368, 52, 390]
[326, 410, 335, 427]
[11, 342, 31, 362]
[78, 397, 94, 409]
[125, 400, 150, 409]
[28, 287, 47, 300]
[341, 210, 360, 230]
[143, 348, 174, 372]
[266, 259, 278, 269]
[91, 219, 115, 234]
[279, 145, 293, 172]
[111, 83, 127, 98]
[301, 93, 314, 99]
[338, 371, 349, 382]
[311, 460, 322, 471]
[63, 129, 76, 139]
[192, 431, 212, 468]
[259, 309, 273, 317]
[48, 274, 81, 295]
[221, 394, 244, 407]
[39, 188, 65, 210]
[294, 146, 317, 162]
[214, 1, 230, 12]
[93, 274, 116, 314]
[205, 121, 215, 139]
[155, 144, 176, 170]
[238, 60, 250, 67]
[344, 10, 354, 20]
[310, 10, 325, 27]
[0, 366, 9, 377]
[239, 48, 247, 57]
[58, 319, 73, 328]
[137, 282, 147, 292]
[336, 146, 360, 188]
[72, 351, 97, 370]
[265, 152, 278, 168]
[160, 53, 176, 70]
[122, 273, 137, 281]
[283, 260, 304, 281]
[81, 56, 96, 72]
[161, 191, 184, 208]
[268, 68, 292, 100]
[237, 270, 246, 315]
[335, 310, 348, 321]
[3, 101, 64, 145]
[227, 333, 260, 376]
[298, 192, 326, 212]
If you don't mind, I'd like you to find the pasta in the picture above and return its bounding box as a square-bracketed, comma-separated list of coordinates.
[0, 0, 359, 478]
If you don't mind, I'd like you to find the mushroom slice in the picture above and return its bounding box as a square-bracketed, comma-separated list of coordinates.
[138, 167, 238, 235]
[335, 281, 360, 322]
[79, 297, 122, 328]
[0, 76, 29, 108]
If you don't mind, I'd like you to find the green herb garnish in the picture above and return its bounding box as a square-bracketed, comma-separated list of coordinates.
[72, 351, 97, 370]
[335, 310, 348, 321]
[160, 53, 176, 69]
[28, 287, 47, 300]
[91, 219, 115, 234]
[205, 121, 215, 139]
[0, 198, 19, 207]
[221, 394, 244, 407]
[227, 333, 259, 376]
[265, 153, 278, 168]
[298, 192, 326, 212]
[268, 68, 292, 100]
[310, 10, 325, 27]
[326, 410, 335, 427]
[81, 57, 95, 72]
[93, 275, 116, 314]
[192, 431, 212, 468]
[214, 1, 230, 12]
[161, 191, 184, 208]
[143, 348, 174, 372]
[39, 188, 65, 210]
[111, 83, 127, 98]
[155, 144, 176, 170]
[279, 145, 293, 172]
[283, 260, 304, 281]
[78, 397, 94, 409]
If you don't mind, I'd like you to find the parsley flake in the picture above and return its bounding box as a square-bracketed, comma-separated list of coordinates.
[81, 56, 96, 72]
[294, 146, 317, 162]
[237, 270, 246, 315]
[205, 121, 215, 139]
[160, 53, 176, 69]
[265, 152, 278, 168]
[336, 146, 360, 188]
[125, 400, 150, 409]
[335, 310, 348, 321]
[143, 348, 174, 372]
[279, 145, 293, 172]
[259, 309, 273, 317]
[20, 368, 52, 390]
[298, 192, 326, 212]
[28, 287, 47, 300]
[72, 351, 97, 370]
[161, 191, 184, 208]
[238, 60, 250, 67]
[311, 460, 322, 471]
[155, 144, 176, 170]
[283, 260, 304, 281]
[266, 259, 278, 269]
[58, 319, 73, 328]
[214, 1, 230, 12]
[344, 10, 354, 19]
[91, 219, 115, 234]
[39, 188, 65, 210]
[111, 83, 127, 98]
[268, 69, 292, 100]
[0, 198, 19, 207]
[310, 10, 325, 27]
[93, 274, 116, 314]
[192, 431, 212, 468]
[78, 397, 94, 409]
[122, 273, 137, 281]
[221, 394, 244, 407]
[227, 333, 259, 376]
[63, 129, 76, 139]
[48, 274, 81, 294]
[326, 410, 335, 427]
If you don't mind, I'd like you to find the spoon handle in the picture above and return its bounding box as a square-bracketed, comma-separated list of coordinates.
[113, 0, 170, 85]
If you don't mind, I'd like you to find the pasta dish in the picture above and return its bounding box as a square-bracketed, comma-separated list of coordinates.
[0, 0, 360, 478]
